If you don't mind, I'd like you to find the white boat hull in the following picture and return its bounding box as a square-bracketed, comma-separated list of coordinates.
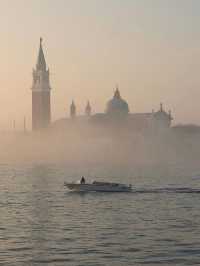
[64, 182, 132, 192]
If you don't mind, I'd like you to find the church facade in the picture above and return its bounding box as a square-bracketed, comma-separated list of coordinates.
[31, 39, 173, 132]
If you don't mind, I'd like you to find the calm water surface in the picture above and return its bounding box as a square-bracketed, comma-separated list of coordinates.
[1, 163, 200, 265]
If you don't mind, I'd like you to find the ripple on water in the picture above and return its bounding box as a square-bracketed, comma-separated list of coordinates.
[1, 165, 200, 265]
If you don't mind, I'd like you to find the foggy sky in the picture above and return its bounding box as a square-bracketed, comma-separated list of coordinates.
[0, 0, 200, 130]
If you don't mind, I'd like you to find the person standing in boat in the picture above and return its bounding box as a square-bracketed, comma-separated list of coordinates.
[80, 176, 85, 184]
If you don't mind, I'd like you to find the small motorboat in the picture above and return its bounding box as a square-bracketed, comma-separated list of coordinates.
[64, 180, 132, 192]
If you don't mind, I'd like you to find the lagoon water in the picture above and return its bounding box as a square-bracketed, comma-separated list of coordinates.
[1, 163, 200, 266]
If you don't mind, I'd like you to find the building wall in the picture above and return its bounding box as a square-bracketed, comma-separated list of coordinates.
[32, 90, 51, 130]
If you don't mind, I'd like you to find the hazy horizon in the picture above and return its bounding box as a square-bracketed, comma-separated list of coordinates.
[1, 0, 200, 130]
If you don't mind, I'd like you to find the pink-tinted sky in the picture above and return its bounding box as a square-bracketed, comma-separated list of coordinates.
[0, 0, 200, 129]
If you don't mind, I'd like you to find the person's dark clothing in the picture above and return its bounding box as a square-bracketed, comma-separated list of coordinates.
[81, 177, 85, 184]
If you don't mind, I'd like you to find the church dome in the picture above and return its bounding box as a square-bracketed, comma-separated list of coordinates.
[105, 88, 129, 116]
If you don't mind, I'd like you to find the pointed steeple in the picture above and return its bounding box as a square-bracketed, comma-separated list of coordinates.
[70, 100, 76, 118]
[85, 101, 91, 116]
[36, 37, 46, 71]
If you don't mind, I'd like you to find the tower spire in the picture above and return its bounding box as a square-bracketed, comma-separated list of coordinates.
[36, 37, 46, 71]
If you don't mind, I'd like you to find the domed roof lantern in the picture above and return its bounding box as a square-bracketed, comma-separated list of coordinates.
[105, 86, 129, 116]
[114, 86, 121, 99]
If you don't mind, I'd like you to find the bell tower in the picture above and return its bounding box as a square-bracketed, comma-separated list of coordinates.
[31, 38, 51, 130]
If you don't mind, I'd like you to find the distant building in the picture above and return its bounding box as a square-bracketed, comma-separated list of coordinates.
[31, 39, 173, 133]
[90, 88, 173, 132]
[31, 38, 51, 130]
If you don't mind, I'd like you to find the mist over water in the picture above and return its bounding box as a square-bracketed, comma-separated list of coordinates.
[1, 127, 200, 265]
[1, 0, 200, 264]
[1, 124, 200, 170]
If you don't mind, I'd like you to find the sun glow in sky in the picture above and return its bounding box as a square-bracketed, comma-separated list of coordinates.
[0, 0, 200, 129]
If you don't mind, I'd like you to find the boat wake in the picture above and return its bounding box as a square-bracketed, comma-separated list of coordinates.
[131, 187, 200, 194]
[66, 187, 200, 194]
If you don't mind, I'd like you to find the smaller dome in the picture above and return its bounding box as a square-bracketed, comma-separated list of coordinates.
[106, 88, 129, 116]
[153, 103, 172, 128]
